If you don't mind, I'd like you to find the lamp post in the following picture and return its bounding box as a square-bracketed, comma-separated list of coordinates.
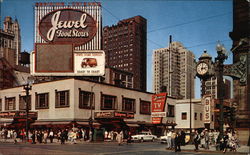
[215, 43, 228, 141]
[23, 76, 34, 142]
[89, 83, 96, 142]
[189, 72, 192, 138]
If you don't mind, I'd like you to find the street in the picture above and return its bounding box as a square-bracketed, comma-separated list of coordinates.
[0, 141, 249, 155]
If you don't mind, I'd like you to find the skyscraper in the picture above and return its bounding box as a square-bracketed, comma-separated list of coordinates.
[103, 16, 147, 91]
[153, 41, 195, 99]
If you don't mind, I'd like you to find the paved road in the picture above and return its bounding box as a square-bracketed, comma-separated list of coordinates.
[0, 141, 249, 155]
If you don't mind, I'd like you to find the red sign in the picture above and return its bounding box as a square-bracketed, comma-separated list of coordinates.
[151, 93, 167, 124]
[39, 8, 97, 46]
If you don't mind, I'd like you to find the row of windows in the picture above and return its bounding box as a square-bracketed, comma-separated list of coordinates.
[0, 90, 151, 115]
[181, 112, 203, 121]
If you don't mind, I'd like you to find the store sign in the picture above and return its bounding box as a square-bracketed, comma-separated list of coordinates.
[151, 93, 167, 124]
[151, 112, 166, 118]
[204, 96, 211, 123]
[39, 8, 97, 46]
[94, 111, 134, 119]
[74, 50, 105, 76]
[0, 111, 37, 119]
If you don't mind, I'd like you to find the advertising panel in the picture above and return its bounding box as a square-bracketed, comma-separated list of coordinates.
[151, 93, 167, 124]
[74, 50, 105, 76]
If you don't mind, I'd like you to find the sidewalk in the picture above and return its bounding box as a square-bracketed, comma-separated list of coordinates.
[180, 144, 250, 154]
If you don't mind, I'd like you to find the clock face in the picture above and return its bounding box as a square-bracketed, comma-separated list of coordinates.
[197, 62, 209, 75]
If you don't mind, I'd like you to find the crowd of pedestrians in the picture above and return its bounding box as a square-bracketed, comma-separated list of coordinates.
[0, 128, 91, 145]
[164, 130, 187, 152]
[193, 129, 240, 153]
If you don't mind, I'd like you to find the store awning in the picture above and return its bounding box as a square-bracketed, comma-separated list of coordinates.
[31, 121, 52, 126]
[51, 121, 71, 125]
[76, 122, 101, 126]
[0, 118, 13, 126]
[126, 123, 139, 127]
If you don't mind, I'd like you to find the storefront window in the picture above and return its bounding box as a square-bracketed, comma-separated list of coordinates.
[140, 100, 151, 115]
[79, 90, 94, 109]
[200, 113, 203, 121]
[181, 112, 187, 120]
[101, 94, 117, 110]
[122, 98, 135, 112]
[19, 95, 31, 110]
[55, 90, 69, 108]
[5, 97, 16, 110]
[36, 93, 49, 109]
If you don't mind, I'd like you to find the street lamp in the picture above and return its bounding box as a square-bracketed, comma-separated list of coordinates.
[215, 43, 228, 141]
[89, 83, 97, 142]
[23, 76, 34, 142]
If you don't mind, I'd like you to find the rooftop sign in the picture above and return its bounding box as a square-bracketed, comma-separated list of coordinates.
[39, 8, 97, 46]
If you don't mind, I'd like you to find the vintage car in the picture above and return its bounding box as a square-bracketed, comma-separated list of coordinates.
[159, 135, 168, 144]
[131, 131, 157, 142]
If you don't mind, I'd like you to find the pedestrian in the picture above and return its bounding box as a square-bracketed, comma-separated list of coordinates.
[180, 130, 186, 146]
[61, 129, 67, 144]
[126, 131, 132, 145]
[49, 130, 54, 143]
[13, 130, 17, 144]
[171, 130, 176, 149]
[43, 130, 48, 144]
[221, 132, 229, 153]
[167, 130, 172, 149]
[174, 132, 181, 152]
[57, 130, 61, 142]
[31, 131, 36, 144]
[204, 129, 210, 149]
[81, 129, 85, 141]
[193, 130, 200, 151]
[116, 130, 123, 145]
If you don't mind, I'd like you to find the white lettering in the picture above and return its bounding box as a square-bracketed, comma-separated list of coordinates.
[47, 11, 88, 41]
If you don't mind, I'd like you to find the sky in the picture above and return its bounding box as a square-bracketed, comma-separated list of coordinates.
[0, 0, 233, 98]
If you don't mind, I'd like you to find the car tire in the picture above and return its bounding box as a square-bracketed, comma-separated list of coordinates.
[152, 138, 155, 142]
[140, 138, 143, 143]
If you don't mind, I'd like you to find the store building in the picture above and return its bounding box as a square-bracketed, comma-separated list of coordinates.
[175, 99, 206, 131]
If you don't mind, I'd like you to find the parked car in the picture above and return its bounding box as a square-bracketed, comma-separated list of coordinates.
[159, 135, 168, 144]
[131, 131, 157, 142]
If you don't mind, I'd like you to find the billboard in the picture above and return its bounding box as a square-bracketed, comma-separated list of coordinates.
[151, 93, 167, 124]
[32, 3, 103, 76]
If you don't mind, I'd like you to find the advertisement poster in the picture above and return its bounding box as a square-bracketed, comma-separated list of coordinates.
[151, 92, 167, 124]
[74, 50, 105, 76]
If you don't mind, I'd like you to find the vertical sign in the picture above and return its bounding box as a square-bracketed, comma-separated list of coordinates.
[204, 96, 211, 123]
[151, 93, 167, 124]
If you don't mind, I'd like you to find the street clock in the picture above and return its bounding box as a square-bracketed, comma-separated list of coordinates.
[196, 62, 209, 76]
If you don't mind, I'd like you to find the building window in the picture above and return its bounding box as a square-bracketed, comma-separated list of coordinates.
[122, 97, 135, 112]
[200, 113, 203, 121]
[211, 115, 214, 121]
[5, 97, 16, 110]
[35, 93, 49, 109]
[0, 99, 2, 111]
[167, 105, 175, 117]
[101, 94, 117, 110]
[194, 112, 197, 120]
[19, 95, 31, 110]
[181, 112, 187, 120]
[140, 100, 151, 115]
[55, 90, 70, 108]
[79, 90, 94, 109]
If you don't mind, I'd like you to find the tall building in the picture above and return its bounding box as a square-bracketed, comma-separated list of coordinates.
[103, 16, 147, 91]
[229, 0, 250, 128]
[153, 41, 195, 99]
[2, 16, 21, 66]
[203, 77, 231, 99]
